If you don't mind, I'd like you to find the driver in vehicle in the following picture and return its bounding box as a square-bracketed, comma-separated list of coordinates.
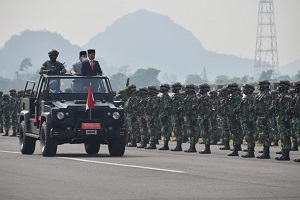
[49, 80, 60, 93]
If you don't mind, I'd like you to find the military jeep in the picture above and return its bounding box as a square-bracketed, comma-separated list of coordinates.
[18, 74, 126, 157]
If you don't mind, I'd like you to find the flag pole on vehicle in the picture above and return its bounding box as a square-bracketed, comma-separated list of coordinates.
[86, 83, 94, 120]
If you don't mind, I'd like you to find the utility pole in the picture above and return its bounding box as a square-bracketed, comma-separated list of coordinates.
[254, 0, 279, 80]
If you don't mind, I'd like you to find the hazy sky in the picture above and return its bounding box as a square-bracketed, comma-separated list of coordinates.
[1, 0, 299, 66]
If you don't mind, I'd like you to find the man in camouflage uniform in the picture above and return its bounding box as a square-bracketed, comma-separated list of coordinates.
[170, 82, 185, 151]
[158, 84, 172, 150]
[8, 89, 19, 137]
[219, 87, 231, 150]
[145, 86, 160, 149]
[124, 84, 139, 147]
[270, 90, 279, 146]
[0, 91, 3, 133]
[198, 84, 212, 154]
[2, 94, 10, 136]
[183, 84, 199, 152]
[256, 80, 272, 159]
[39, 49, 66, 75]
[291, 81, 300, 162]
[275, 80, 292, 161]
[240, 84, 256, 158]
[226, 83, 242, 156]
[209, 90, 219, 145]
[137, 87, 149, 148]
[289, 88, 299, 151]
[16, 90, 24, 134]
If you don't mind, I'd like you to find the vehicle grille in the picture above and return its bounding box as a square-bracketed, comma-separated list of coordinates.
[73, 111, 105, 121]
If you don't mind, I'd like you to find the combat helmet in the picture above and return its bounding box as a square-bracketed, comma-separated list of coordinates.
[199, 83, 210, 90]
[3, 94, 10, 99]
[258, 80, 270, 86]
[172, 82, 182, 89]
[227, 83, 238, 89]
[127, 84, 136, 90]
[293, 80, 300, 89]
[139, 87, 148, 94]
[185, 84, 195, 90]
[9, 89, 16, 93]
[243, 84, 255, 91]
[160, 84, 170, 91]
[278, 80, 290, 88]
[48, 49, 59, 56]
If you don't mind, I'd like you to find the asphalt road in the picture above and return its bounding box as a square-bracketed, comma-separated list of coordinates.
[1, 133, 300, 200]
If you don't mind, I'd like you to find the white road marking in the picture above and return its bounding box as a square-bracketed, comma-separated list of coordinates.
[0, 150, 185, 174]
[0, 150, 21, 154]
[58, 157, 186, 174]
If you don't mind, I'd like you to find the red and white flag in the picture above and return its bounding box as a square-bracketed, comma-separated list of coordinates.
[86, 84, 94, 111]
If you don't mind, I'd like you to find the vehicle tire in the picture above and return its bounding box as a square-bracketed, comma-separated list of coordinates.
[108, 136, 126, 157]
[40, 122, 57, 157]
[19, 121, 36, 155]
[84, 136, 100, 154]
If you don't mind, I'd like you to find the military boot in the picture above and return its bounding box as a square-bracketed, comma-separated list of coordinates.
[10, 129, 16, 137]
[210, 136, 218, 145]
[155, 138, 159, 145]
[294, 157, 300, 162]
[145, 141, 156, 149]
[199, 144, 211, 154]
[0, 127, 3, 133]
[242, 148, 255, 158]
[227, 145, 239, 156]
[158, 140, 169, 150]
[127, 139, 137, 147]
[272, 140, 279, 146]
[256, 146, 270, 159]
[171, 140, 182, 151]
[219, 140, 230, 150]
[184, 142, 197, 153]
[276, 149, 283, 154]
[275, 149, 290, 161]
[2, 130, 9, 136]
[137, 140, 147, 148]
[291, 141, 299, 151]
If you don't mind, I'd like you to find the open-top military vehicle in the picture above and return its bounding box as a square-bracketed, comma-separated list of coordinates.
[18, 74, 126, 157]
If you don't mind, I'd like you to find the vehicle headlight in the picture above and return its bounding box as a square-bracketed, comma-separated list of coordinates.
[57, 112, 65, 120]
[112, 112, 120, 120]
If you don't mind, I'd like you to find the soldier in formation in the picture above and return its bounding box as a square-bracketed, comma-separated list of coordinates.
[0, 91, 3, 133]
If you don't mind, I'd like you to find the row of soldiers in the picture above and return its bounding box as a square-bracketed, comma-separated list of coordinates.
[124, 79, 300, 162]
[0, 90, 24, 137]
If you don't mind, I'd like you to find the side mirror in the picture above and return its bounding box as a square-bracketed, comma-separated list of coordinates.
[42, 90, 49, 100]
[120, 90, 128, 101]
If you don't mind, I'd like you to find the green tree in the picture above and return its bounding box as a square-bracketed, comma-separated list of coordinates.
[215, 75, 230, 84]
[229, 77, 241, 83]
[259, 70, 273, 80]
[293, 70, 300, 80]
[110, 72, 127, 91]
[185, 74, 202, 84]
[130, 68, 160, 87]
[240, 75, 249, 83]
[19, 58, 32, 72]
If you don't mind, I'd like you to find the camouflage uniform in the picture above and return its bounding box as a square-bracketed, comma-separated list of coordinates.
[270, 90, 279, 146]
[240, 84, 256, 158]
[16, 90, 24, 133]
[198, 84, 212, 154]
[9, 89, 19, 136]
[136, 87, 149, 148]
[0, 91, 3, 133]
[183, 84, 199, 152]
[275, 80, 292, 161]
[219, 87, 231, 150]
[124, 84, 139, 147]
[1, 94, 10, 136]
[256, 80, 272, 159]
[289, 89, 299, 151]
[209, 90, 219, 144]
[145, 86, 160, 149]
[291, 81, 300, 162]
[170, 82, 185, 151]
[158, 84, 172, 150]
[39, 49, 66, 75]
[227, 83, 242, 156]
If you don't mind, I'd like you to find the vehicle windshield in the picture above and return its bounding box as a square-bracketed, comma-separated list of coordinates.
[45, 77, 110, 94]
